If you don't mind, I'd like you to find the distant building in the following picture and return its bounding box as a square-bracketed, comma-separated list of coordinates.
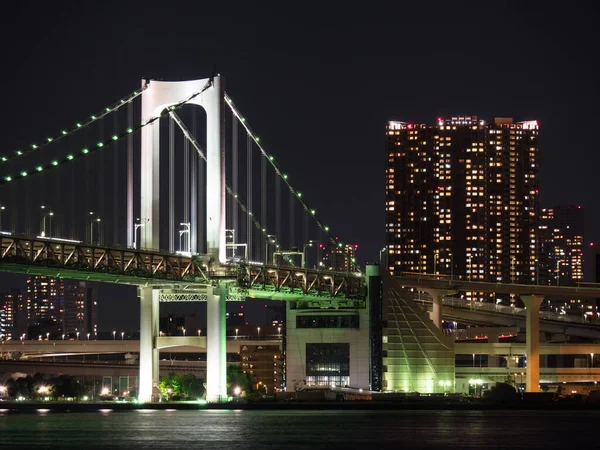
[319, 239, 358, 271]
[26, 276, 64, 325]
[62, 282, 98, 338]
[385, 116, 540, 304]
[0, 289, 26, 339]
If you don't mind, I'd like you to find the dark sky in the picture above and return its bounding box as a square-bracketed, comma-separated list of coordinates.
[1, 1, 599, 330]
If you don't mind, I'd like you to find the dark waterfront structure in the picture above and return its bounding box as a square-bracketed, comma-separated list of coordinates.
[385, 116, 540, 304]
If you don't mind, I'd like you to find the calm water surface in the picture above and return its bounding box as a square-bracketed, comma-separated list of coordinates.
[0, 409, 597, 449]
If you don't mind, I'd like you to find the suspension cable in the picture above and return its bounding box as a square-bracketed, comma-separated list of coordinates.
[1, 89, 144, 164]
[224, 92, 360, 272]
[0, 80, 213, 186]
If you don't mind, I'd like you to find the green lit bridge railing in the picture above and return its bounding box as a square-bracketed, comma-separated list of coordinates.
[0, 233, 366, 302]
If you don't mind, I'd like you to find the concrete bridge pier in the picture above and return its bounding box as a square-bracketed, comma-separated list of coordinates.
[139, 286, 159, 402]
[522, 294, 544, 393]
[206, 283, 227, 402]
[424, 289, 457, 329]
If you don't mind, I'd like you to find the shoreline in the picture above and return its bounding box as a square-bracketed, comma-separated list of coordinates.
[2, 400, 600, 413]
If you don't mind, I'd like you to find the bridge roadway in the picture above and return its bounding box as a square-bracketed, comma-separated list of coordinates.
[0, 337, 281, 357]
[415, 297, 600, 339]
[0, 233, 365, 302]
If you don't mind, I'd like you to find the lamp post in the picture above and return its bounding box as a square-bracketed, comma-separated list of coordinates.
[76, 331, 79, 340]
[182, 328, 186, 337]
[266, 235, 276, 265]
[133, 218, 145, 250]
[40, 205, 54, 237]
[433, 252, 438, 276]
[121, 332, 124, 341]
[379, 247, 387, 265]
[511, 257, 516, 284]
[235, 328, 239, 339]
[467, 255, 472, 282]
[0, 205, 6, 231]
[226, 229, 235, 258]
[87, 333, 90, 341]
[257, 327, 261, 339]
[179, 222, 191, 253]
[303, 240, 316, 268]
[198, 329, 201, 336]
[89, 212, 101, 244]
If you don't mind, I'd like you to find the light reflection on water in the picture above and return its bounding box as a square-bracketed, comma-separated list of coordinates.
[0, 409, 598, 449]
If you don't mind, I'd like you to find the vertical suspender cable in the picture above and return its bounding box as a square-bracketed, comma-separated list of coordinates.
[169, 116, 175, 253]
[303, 208, 308, 262]
[275, 175, 281, 250]
[261, 150, 267, 262]
[113, 108, 119, 245]
[99, 116, 104, 245]
[289, 190, 295, 250]
[190, 109, 198, 253]
[184, 127, 190, 226]
[232, 114, 238, 256]
[127, 100, 134, 247]
[247, 133, 252, 260]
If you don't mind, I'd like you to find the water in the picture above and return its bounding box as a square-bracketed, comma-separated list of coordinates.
[0, 409, 597, 449]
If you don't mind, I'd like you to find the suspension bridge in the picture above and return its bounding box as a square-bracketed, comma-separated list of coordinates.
[0, 75, 364, 402]
[2, 75, 600, 401]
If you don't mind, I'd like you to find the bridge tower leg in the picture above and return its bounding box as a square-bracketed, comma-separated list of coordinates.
[139, 286, 159, 403]
[140, 77, 226, 262]
[206, 283, 227, 402]
[522, 294, 544, 393]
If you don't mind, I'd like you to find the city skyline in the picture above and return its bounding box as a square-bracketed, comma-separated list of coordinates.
[1, 3, 598, 268]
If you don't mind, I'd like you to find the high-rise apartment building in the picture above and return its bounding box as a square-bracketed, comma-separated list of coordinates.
[0, 289, 26, 339]
[63, 281, 98, 337]
[26, 276, 64, 325]
[319, 239, 358, 272]
[539, 206, 584, 286]
[385, 116, 539, 303]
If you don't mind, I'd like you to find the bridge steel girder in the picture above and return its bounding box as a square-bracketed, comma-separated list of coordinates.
[236, 265, 365, 301]
[0, 235, 209, 284]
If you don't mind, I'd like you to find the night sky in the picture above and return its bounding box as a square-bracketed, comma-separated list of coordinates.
[0, 2, 599, 331]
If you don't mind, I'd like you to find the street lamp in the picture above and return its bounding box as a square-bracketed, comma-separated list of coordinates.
[76, 331, 79, 340]
[62, 334, 65, 340]
[87, 333, 90, 340]
[433, 252, 438, 275]
[121, 332, 124, 340]
[265, 235, 277, 265]
[46, 332, 49, 340]
[0, 205, 6, 232]
[40, 205, 54, 237]
[379, 247, 387, 265]
[182, 328, 186, 336]
[198, 329, 201, 336]
[89, 212, 101, 244]
[113, 331, 116, 340]
[303, 240, 317, 268]
[277, 327, 281, 337]
[226, 229, 236, 258]
[257, 327, 261, 339]
[235, 328, 239, 339]
[511, 257, 516, 284]
[469, 255, 473, 281]
[179, 222, 191, 253]
[133, 218, 146, 250]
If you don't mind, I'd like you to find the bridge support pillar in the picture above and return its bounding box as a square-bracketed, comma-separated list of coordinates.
[206, 283, 227, 402]
[139, 287, 159, 403]
[522, 294, 544, 393]
[424, 289, 457, 329]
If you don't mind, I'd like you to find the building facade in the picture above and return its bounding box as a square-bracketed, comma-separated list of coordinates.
[62, 281, 98, 338]
[26, 276, 64, 325]
[319, 239, 358, 272]
[0, 289, 26, 339]
[385, 116, 540, 303]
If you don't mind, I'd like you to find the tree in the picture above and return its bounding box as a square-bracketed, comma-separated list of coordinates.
[483, 382, 520, 404]
[227, 366, 253, 396]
